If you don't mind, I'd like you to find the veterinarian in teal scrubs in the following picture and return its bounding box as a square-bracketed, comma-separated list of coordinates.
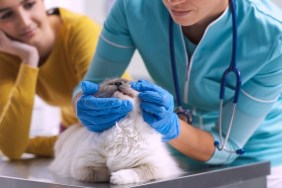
[73, 0, 282, 187]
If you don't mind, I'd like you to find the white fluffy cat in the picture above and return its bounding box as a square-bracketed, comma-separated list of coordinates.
[50, 78, 183, 184]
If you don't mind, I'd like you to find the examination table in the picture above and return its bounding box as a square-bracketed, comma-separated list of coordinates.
[0, 154, 270, 188]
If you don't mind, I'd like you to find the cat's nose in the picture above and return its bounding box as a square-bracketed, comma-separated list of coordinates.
[114, 81, 122, 87]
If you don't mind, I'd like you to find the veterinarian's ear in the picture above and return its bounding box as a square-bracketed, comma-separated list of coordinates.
[81, 81, 99, 95]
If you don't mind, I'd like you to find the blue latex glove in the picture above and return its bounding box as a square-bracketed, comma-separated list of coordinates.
[131, 80, 180, 142]
[76, 81, 133, 132]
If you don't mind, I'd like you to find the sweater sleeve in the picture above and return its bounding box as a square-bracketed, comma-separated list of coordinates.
[69, 16, 102, 84]
[0, 62, 38, 160]
[26, 135, 58, 157]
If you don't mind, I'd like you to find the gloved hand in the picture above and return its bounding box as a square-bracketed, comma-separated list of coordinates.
[76, 81, 133, 132]
[131, 80, 180, 142]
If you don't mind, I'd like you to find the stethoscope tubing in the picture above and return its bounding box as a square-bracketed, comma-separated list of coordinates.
[169, 0, 244, 155]
[216, 0, 244, 155]
[169, 15, 193, 124]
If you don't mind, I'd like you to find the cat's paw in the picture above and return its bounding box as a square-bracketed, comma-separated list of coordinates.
[110, 169, 141, 184]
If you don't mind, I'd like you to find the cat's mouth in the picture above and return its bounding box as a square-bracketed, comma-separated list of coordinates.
[94, 78, 137, 99]
[113, 88, 135, 100]
[116, 88, 134, 98]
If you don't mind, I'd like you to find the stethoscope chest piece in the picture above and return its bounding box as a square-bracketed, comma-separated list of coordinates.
[176, 108, 193, 124]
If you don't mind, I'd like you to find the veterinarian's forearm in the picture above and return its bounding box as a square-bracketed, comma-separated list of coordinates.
[169, 119, 215, 162]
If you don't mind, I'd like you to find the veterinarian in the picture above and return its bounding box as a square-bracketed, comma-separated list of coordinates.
[0, 0, 130, 160]
[74, 0, 282, 187]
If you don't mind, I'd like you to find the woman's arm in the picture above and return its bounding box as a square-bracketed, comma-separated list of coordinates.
[169, 119, 215, 162]
[0, 63, 39, 160]
[0, 30, 39, 160]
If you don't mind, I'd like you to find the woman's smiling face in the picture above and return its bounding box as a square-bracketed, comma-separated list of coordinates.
[0, 0, 49, 45]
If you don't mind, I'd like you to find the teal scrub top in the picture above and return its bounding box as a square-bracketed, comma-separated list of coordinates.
[74, 0, 282, 167]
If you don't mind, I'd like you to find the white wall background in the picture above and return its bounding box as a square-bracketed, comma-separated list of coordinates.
[273, 0, 282, 7]
[45, 0, 85, 14]
[31, 0, 282, 136]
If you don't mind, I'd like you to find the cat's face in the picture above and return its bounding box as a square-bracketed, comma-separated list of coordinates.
[94, 78, 138, 101]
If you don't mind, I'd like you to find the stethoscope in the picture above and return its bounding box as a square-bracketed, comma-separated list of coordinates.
[169, 0, 244, 155]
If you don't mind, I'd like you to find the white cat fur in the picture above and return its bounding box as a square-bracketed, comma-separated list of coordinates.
[50, 79, 183, 184]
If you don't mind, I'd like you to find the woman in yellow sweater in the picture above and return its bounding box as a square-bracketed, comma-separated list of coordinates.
[0, 0, 128, 160]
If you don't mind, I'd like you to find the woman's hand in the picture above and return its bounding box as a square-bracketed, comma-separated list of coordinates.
[0, 30, 39, 67]
[131, 80, 180, 142]
[76, 81, 133, 132]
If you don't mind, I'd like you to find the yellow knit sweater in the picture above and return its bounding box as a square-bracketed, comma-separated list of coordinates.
[0, 8, 130, 160]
